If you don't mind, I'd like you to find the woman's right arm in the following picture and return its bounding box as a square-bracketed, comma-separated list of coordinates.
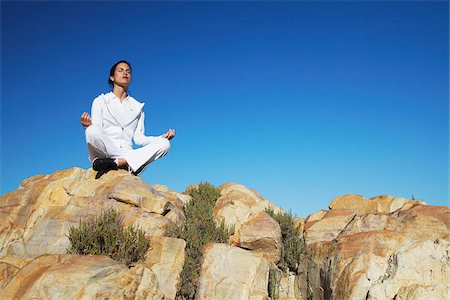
[90, 97, 103, 127]
[81, 97, 103, 128]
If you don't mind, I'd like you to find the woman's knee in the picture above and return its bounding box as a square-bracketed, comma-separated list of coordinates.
[158, 137, 171, 153]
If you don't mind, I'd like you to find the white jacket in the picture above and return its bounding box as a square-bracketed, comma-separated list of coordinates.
[91, 92, 160, 151]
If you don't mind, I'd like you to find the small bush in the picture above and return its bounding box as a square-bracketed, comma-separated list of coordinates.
[166, 182, 232, 300]
[268, 267, 281, 300]
[67, 209, 149, 267]
[265, 207, 303, 273]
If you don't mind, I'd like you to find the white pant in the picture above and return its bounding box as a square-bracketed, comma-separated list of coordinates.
[85, 125, 170, 173]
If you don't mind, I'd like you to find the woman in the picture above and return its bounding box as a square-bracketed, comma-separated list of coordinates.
[80, 60, 175, 175]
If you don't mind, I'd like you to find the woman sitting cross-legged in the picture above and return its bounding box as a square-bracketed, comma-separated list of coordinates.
[80, 60, 175, 175]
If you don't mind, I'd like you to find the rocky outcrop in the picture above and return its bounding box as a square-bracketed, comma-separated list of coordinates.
[0, 167, 448, 300]
[0, 168, 187, 299]
[0, 254, 164, 299]
[278, 271, 302, 300]
[145, 236, 186, 300]
[304, 209, 356, 245]
[302, 203, 449, 300]
[214, 182, 284, 232]
[232, 211, 282, 264]
[0, 168, 185, 265]
[328, 194, 427, 215]
[196, 243, 270, 300]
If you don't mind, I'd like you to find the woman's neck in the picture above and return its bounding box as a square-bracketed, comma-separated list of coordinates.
[112, 86, 128, 101]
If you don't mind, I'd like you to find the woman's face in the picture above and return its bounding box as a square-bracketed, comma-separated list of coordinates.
[110, 62, 132, 89]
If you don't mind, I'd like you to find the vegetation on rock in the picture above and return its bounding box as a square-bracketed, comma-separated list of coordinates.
[266, 207, 303, 272]
[268, 267, 282, 300]
[67, 209, 149, 267]
[266, 207, 304, 298]
[166, 182, 232, 300]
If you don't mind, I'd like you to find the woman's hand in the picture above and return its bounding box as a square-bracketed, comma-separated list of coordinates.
[81, 112, 92, 128]
[162, 128, 176, 140]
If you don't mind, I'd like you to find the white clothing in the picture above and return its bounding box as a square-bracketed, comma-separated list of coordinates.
[85, 92, 170, 173]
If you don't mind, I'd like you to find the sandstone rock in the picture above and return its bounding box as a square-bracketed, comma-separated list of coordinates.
[333, 239, 449, 299]
[0, 254, 164, 299]
[329, 194, 427, 215]
[303, 204, 450, 300]
[278, 271, 302, 300]
[0, 168, 177, 265]
[304, 209, 356, 245]
[196, 243, 270, 300]
[106, 178, 187, 225]
[151, 184, 170, 193]
[152, 184, 192, 206]
[338, 214, 390, 238]
[214, 182, 284, 232]
[386, 205, 449, 241]
[394, 284, 448, 300]
[106, 176, 169, 214]
[2, 169, 448, 300]
[183, 184, 199, 194]
[293, 217, 305, 233]
[0, 262, 18, 289]
[233, 212, 282, 264]
[145, 236, 186, 300]
[305, 210, 327, 223]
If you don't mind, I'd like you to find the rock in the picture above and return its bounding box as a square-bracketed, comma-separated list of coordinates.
[233, 212, 282, 264]
[183, 184, 199, 195]
[394, 284, 448, 300]
[302, 204, 450, 300]
[145, 236, 186, 300]
[2, 169, 448, 300]
[196, 243, 270, 300]
[152, 184, 192, 206]
[0, 168, 177, 265]
[304, 209, 356, 245]
[305, 210, 327, 223]
[0, 254, 164, 299]
[332, 239, 449, 299]
[293, 217, 305, 233]
[151, 184, 170, 193]
[106, 178, 187, 224]
[214, 182, 284, 232]
[106, 175, 169, 214]
[387, 205, 449, 241]
[278, 271, 302, 300]
[0, 262, 18, 289]
[329, 194, 427, 215]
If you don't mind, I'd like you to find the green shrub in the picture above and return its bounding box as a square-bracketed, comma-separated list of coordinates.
[265, 207, 303, 273]
[268, 267, 281, 300]
[166, 182, 232, 300]
[67, 209, 149, 267]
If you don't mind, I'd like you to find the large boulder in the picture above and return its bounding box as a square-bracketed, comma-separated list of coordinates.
[0, 254, 164, 299]
[145, 236, 186, 300]
[301, 203, 449, 300]
[232, 211, 282, 264]
[304, 209, 356, 245]
[0, 168, 181, 267]
[196, 243, 270, 300]
[329, 194, 426, 215]
[278, 270, 303, 300]
[214, 183, 284, 232]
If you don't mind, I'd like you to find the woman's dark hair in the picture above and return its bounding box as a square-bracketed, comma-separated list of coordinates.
[108, 60, 132, 88]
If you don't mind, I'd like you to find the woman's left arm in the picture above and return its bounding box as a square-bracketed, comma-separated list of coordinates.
[133, 111, 163, 146]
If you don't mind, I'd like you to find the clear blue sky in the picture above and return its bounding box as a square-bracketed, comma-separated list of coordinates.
[1, 1, 448, 217]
